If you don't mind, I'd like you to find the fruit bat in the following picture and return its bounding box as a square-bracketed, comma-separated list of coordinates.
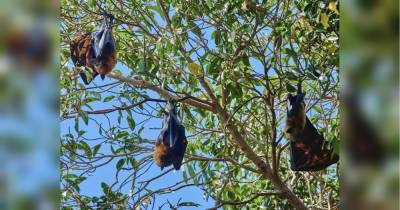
[70, 12, 117, 85]
[285, 85, 339, 171]
[154, 102, 188, 170]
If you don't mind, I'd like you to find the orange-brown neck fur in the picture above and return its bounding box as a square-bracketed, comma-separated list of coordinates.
[154, 141, 172, 168]
[285, 101, 306, 142]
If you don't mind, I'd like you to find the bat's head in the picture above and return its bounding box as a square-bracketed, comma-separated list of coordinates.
[101, 29, 114, 49]
[101, 12, 114, 45]
[287, 92, 305, 115]
[102, 12, 114, 30]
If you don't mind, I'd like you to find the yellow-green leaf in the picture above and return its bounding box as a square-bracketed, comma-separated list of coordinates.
[241, 1, 249, 11]
[188, 62, 203, 77]
[328, 1, 339, 15]
[320, 12, 329, 29]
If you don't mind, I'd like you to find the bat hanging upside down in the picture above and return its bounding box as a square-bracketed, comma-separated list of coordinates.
[70, 12, 117, 85]
[154, 102, 188, 170]
[285, 84, 339, 171]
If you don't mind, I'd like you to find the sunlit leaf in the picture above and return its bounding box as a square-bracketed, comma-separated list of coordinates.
[103, 95, 115, 102]
[241, 1, 249, 11]
[328, 1, 339, 15]
[188, 62, 203, 77]
[320, 12, 329, 29]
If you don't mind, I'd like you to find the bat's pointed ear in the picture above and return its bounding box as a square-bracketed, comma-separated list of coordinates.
[108, 14, 114, 26]
[287, 94, 293, 111]
[102, 12, 114, 29]
[299, 91, 306, 101]
[163, 110, 168, 115]
[297, 82, 302, 94]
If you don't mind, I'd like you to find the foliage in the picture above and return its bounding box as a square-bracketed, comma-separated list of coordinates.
[60, 0, 339, 209]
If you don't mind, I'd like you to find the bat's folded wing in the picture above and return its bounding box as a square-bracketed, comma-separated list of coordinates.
[70, 33, 93, 67]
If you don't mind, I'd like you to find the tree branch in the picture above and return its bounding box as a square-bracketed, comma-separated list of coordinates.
[216, 106, 308, 210]
[108, 69, 308, 209]
[107, 72, 215, 112]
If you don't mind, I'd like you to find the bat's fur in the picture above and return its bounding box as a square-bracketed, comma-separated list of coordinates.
[285, 88, 339, 171]
[284, 96, 306, 142]
[154, 107, 188, 170]
[70, 23, 116, 84]
[154, 140, 173, 168]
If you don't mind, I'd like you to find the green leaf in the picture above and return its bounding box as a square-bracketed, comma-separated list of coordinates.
[188, 62, 203, 77]
[85, 97, 100, 103]
[74, 117, 79, 133]
[227, 191, 235, 200]
[76, 177, 86, 184]
[241, 55, 250, 67]
[70, 180, 80, 192]
[331, 138, 340, 156]
[77, 130, 86, 137]
[116, 158, 126, 170]
[80, 111, 88, 125]
[207, 55, 221, 76]
[101, 182, 109, 194]
[63, 174, 78, 179]
[212, 30, 221, 46]
[124, 105, 133, 117]
[129, 158, 139, 169]
[118, 110, 122, 124]
[80, 141, 92, 158]
[189, 21, 202, 37]
[182, 170, 188, 183]
[111, 145, 116, 154]
[65, 133, 74, 139]
[320, 12, 329, 29]
[177, 202, 201, 207]
[127, 116, 136, 130]
[88, 0, 95, 8]
[103, 95, 115, 102]
[284, 48, 297, 60]
[312, 105, 323, 113]
[328, 1, 339, 15]
[188, 165, 196, 178]
[286, 83, 297, 92]
[285, 71, 298, 80]
[93, 144, 101, 156]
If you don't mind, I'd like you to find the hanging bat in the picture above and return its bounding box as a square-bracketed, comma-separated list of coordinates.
[285, 85, 339, 171]
[284, 86, 306, 142]
[70, 12, 117, 85]
[154, 102, 188, 170]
